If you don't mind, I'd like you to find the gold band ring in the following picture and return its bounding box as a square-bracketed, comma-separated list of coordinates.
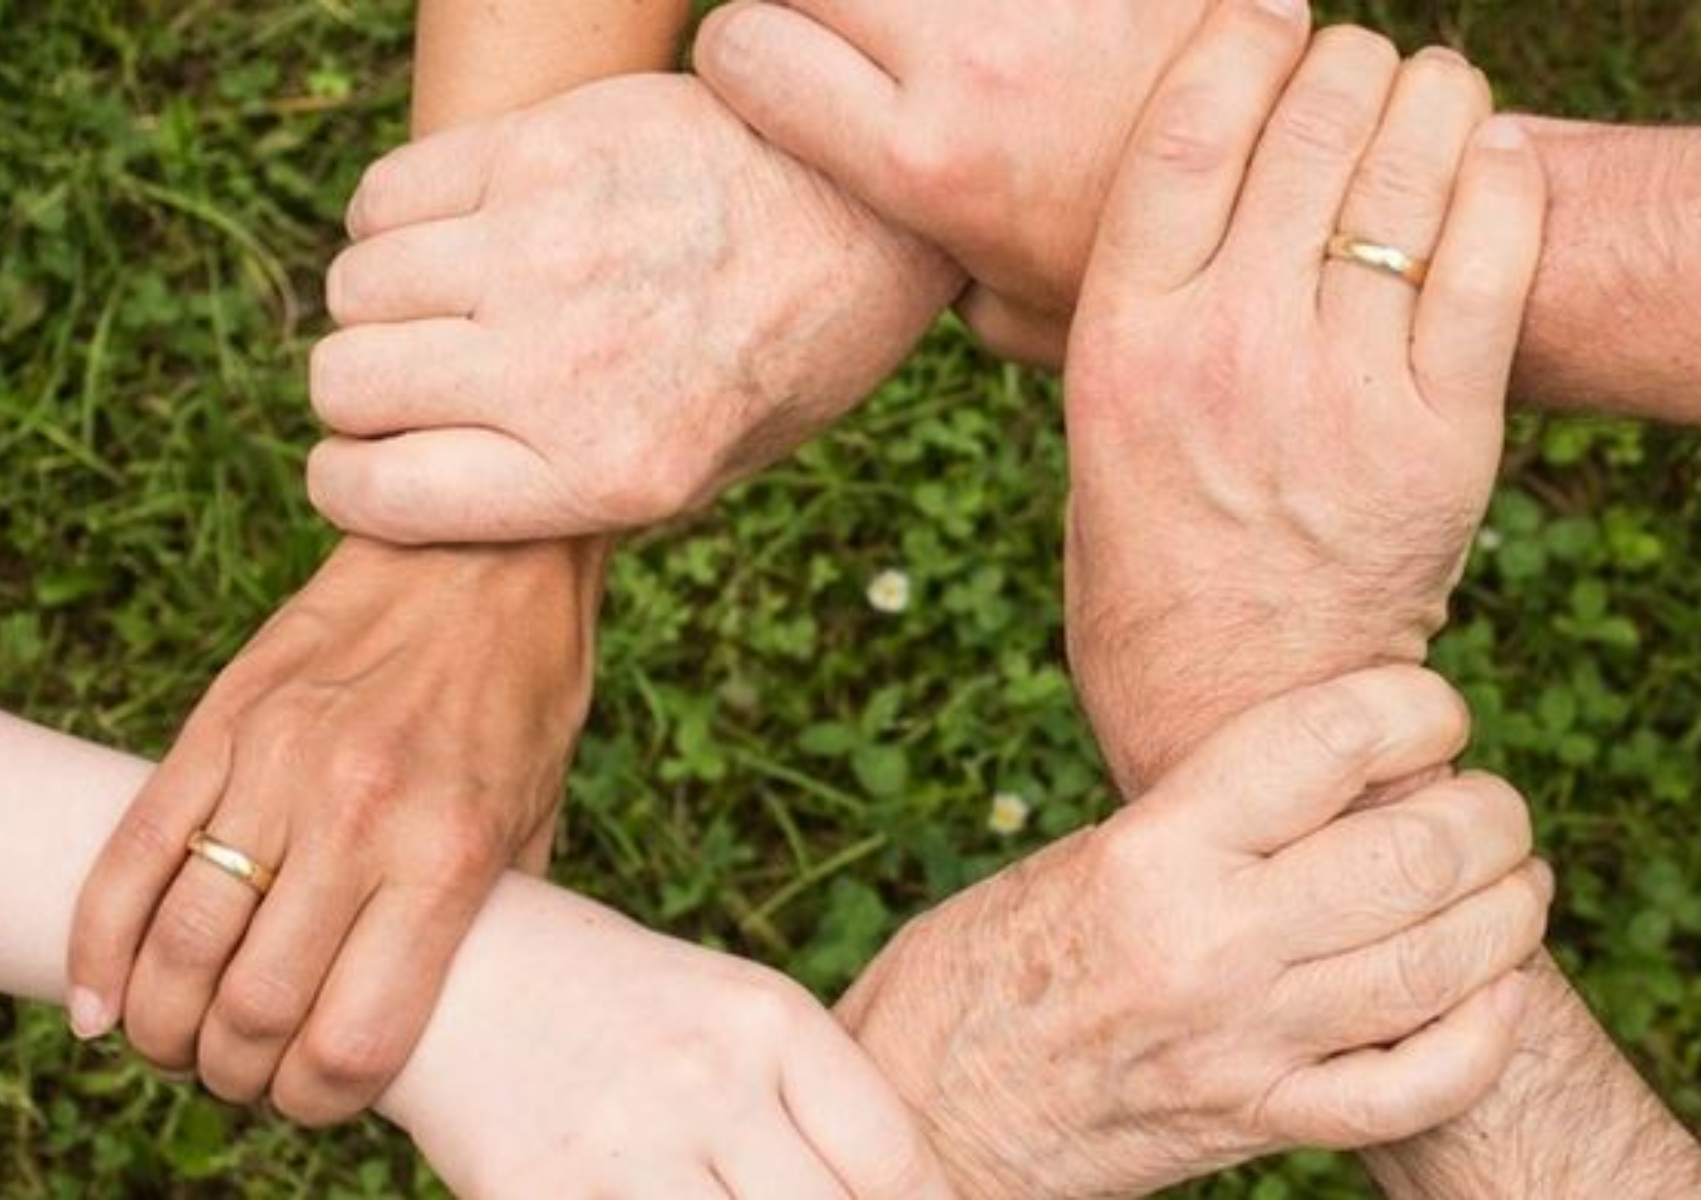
[1326, 233, 1430, 288]
[186, 830, 277, 896]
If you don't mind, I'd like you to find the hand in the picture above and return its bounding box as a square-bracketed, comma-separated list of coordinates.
[306, 72, 959, 544]
[67, 538, 605, 1124]
[383, 875, 956, 1199]
[1061, 14, 1547, 792]
[694, 0, 1214, 365]
[839, 668, 1550, 1198]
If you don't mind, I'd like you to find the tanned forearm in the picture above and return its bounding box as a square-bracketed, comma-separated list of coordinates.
[1515, 120, 1701, 422]
[351, 2, 696, 741]
[412, 0, 690, 133]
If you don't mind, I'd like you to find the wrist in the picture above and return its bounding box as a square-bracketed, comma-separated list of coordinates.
[1364, 952, 1701, 1198]
[1072, 593, 1431, 793]
[1513, 119, 1701, 417]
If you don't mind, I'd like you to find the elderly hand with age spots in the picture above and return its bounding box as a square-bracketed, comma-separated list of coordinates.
[837, 667, 1550, 1197]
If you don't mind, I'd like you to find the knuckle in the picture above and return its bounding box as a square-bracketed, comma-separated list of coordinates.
[1271, 86, 1370, 159]
[349, 158, 398, 232]
[734, 973, 815, 1040]
[950, 29, 1034, 96]
[1409, 44, 1474, 76]
[113, 807, 186, 869]
[1456, 772, 1533, 858]
[1386, 809, 1464, 908]
[217, 970, 307, 1042]
[1354, 150, 1451, 218]
[1137, 87, 1241, 176]
[1315, 24, 1400, 72]
[324, 743, 411, 826]
[415, 811, 506, 892]
[307, 335, 361, 424]
[1392, 925, 1459, 1017]
[886, 124, 972, 202]
[299, 1019, 404, 1091]
[1286, 683, 1381, 765]
[322, 250, 361, 325]
[152, 893, 237, 970]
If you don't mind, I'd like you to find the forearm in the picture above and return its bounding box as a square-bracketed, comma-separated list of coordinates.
[1364, 954, 1701, 1197]
[413, 0, 690, 134]
[1514, 119, 1701, 422]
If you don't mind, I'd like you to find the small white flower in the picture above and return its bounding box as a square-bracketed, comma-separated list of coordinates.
[987, 792, 1032, 837]
[1476, 527, 1504, 553]
[866, 569, 911, 615]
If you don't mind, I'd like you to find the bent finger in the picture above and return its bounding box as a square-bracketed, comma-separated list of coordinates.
[1147, 666, 1471, 856]
[325, 218, 488, 326]
[1087, 0, 1311, 298]
[1270, 974, 1530, 1149]
[198, 859, 370, 1105]
[67, 711, 236, 1040]
[1412, 116, 1548, 428]
[306, 429, 562, 545]
[782, 1018, 955, 1200]
[310, 320, 504, 438]
[270, 881, 487, 1126]
[345, 122, 502, 240]
[1260, 771, 1533, 957]
[1280, 860, 1551, 1052]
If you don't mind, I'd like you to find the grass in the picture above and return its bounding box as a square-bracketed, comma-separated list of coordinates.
[2, 0, 1699, 1195]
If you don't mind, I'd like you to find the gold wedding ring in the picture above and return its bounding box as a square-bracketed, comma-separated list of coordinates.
[1326, 233, 1430, 288]
[186, 830, 277, 896]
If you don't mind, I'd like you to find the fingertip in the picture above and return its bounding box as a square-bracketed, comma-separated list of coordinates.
[68, 985, 117, 1041]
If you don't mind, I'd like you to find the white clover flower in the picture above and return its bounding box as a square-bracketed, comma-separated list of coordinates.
[1476, 527, 1504, 553]
[866, 569, 912, 615]
[987, 792, 1032, 837]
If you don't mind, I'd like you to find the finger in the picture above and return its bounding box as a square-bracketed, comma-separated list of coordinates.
[713, 1114, 851, 1200]
[324, 217, 488, 326]
[782, 1018, 956, 1200]
[1286, 860, 1551, 1056]
[66, 708, 236, 1039]
[758, 0, 907, 66]
[1145, 666, 1471, 856]
[197, 858, 371, 1105]
[696, 4, 903, 223]
[123, 804, 282, 1072]
[345, 122, 501, 240]
[1270, 972, 1531, 1149]
[1319, 48, 1492, 358]
[1412, 116, 1547, 426]
[1223, 25, 1401, 278]
[1085, 0, 1311, 297]
[956, 287, 1069, 370]
[306, 429, 560, 545]
[270, 882, 487, 1126]
[309, 321, 503, 438]
[1260, 771, 1533, 958]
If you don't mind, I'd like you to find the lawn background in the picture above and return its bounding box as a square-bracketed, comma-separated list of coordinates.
[1, 0, 1698, 1195]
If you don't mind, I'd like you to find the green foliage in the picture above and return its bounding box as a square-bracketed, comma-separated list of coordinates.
[1, 0, 1699, 1195]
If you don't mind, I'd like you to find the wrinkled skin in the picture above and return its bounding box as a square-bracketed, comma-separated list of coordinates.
[840, 669, 1550, 1198]
[306, 72, 959, 544]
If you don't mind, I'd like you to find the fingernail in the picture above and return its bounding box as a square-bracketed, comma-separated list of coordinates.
[68, 987, 114, 1041]
[1256, 0, 1307, 18]
[1492, 972, 1531, 1027]
[1530, 859, 1556, 901]
[1478, 116, 1529, 151]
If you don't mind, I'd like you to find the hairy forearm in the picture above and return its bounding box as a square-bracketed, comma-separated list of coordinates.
[1514, 119, 1701, 421]
[1364, 954, 1701, 1197]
